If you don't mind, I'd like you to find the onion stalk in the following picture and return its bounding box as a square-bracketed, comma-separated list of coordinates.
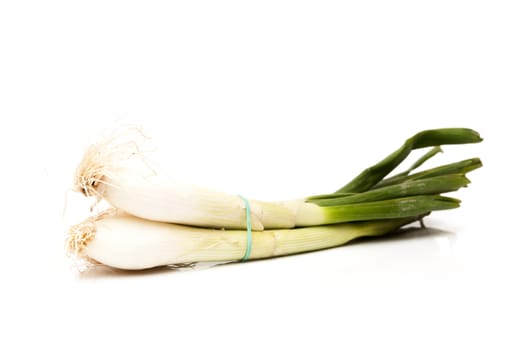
[67, 210, 426, 270]
[73, 128, 482, 230]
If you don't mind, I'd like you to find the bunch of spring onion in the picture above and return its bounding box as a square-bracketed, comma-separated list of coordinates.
[67, 128, 482, 270]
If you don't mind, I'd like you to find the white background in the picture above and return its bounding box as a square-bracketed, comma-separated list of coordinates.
[1, 1, 525, 349]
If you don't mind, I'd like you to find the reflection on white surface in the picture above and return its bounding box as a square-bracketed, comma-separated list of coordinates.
[299, 223, 461, 288]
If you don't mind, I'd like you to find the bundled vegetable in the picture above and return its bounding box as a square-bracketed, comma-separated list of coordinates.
[67, 210, 426, 270]
[73, 128, 481, 230]
[68, 127, 482, 270]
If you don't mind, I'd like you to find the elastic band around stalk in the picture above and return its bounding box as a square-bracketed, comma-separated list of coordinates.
[238, 195, 252, 261]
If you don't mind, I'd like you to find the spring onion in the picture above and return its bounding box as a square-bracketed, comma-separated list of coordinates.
[73, 128, 482, 230]
[67, 210, 426, 270]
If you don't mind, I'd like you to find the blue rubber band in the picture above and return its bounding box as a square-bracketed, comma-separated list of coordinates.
[238, 195, 252, 261]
